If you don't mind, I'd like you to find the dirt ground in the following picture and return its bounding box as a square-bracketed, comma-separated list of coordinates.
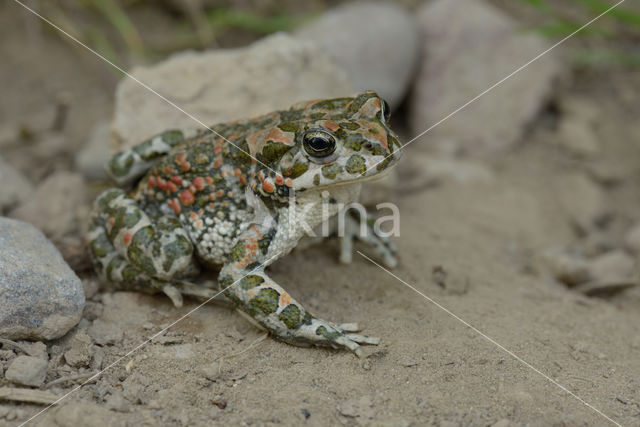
[2, 1, 640, 426]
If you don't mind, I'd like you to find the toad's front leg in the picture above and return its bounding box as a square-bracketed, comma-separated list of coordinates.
[218, 224, 379, 357]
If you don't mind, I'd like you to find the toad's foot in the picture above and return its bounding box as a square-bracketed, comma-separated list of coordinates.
[288, 318, 380, 357]
[340, 213, 398, 268]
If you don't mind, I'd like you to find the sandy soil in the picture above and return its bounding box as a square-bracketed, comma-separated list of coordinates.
[1, 2, 640, 426]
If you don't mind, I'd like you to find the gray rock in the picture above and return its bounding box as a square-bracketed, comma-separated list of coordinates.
[0, 218, 84, 340]
[624, 223, 640, 255]
[75, 121, 111, 181]
[555, 173, 606, 233]
[0, 157, 34, 214]
[9, 171, 89, 241]
[5, 355, 48, 387]
[295, 2, 419, 109]
[112, 33, 353, 151]
[409, 0, 561, 156]
[64, 331, 93, 368]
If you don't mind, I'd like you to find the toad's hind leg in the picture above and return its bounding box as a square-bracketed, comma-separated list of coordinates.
[88, 188, 206, 305]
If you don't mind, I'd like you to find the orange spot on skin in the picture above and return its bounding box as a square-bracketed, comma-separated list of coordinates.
[280, 292, 292, 307]
[108, 217, 115, 226]
[180, 190, 195, 206]
[239, 176, 247, 185]
[167, 181, 178, 193]
[147, 176, 156, 188]
[190, 212, 198, 220]
[216, 190, 224, 198]
[168, 199, 181, 214]
[175, 152, 187, 164]
[214, 143, 223, 155]
[193, 177, 205, 191]
[123, 232, 133, 245]
[262, 180, 274, 193]
[323, 120, 339, 132]
[194, 220, 203, 228]
[164, 167, 174, 174]
[213, 157, 223, 168]
[205, 176, 214, 185]
[275, 174, 284, 185]
[266, 127, 294, 144]
[209, 193, 216, 201]
[181, 161, 191, 172]
[284, 178, 293, 187]
[208, 203, 216, 210]
[234, 168, 242, 177]
[156, 178, 168, 191]
[171, 176, 182, 185]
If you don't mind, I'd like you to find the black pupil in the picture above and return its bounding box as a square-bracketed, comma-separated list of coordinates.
[304, 132, 335, 157]
[307, 137, 329, 152]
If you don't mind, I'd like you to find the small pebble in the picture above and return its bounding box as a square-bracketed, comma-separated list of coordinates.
[5, 355, 48, 387]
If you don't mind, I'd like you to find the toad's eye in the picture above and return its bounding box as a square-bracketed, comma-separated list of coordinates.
[381, 99, 391, 123]
[303, 130, 336, 158]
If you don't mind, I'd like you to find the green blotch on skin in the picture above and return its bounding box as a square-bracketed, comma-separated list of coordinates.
[161, 130, 184, 145]
[249, 288, 280, 316]
[230, 241, 247, 262]
[280, 109, 304, 122]
[127, 227, 157, 275]
[376, 156, 393, 171]
[345, 154, 366, 175]
[278, 304, 303, 329]
[239, 275, 264, 290]
[258, 228, 277, 255]
[339, 121, 360, 131]
[309, 112, 326, 120]
[316, 325, 341, 341]
[110, 208, 142, 238]
[257, 141, 291, 166]
[219, 275, 234, 287]
[277, 122, 298, 132]
[161, 234, 193, 273]
[108, 153, 134, 177]
[89, 234, 110, 258]
[313, 174, 320, 186]
[121, 263, 140, 282]
[369, 143, 386, 156]
[311, 98, 351, 111]
[344, 134, 367, 152]
[368, 127, 380, 134]
[321, 163, 343, 180]
[283, 161, 308, 179]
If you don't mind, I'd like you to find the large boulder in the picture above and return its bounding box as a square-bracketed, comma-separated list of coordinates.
[409, 0, 561, 156]
[294, 2, 420, 109]
[0, 218, 85, 340]
[112, 33, 353, 151]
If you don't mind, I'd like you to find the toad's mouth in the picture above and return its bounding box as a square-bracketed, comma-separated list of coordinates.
[304, 155, 400, 194]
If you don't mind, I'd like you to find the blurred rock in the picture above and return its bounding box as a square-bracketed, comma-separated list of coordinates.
[5, 355, 48, 387]
[75, 121, 111, 181]
[88, 319, 124, 346]
[64, 331, 93, 368]
[556, 115, 600, 157]
[9, 171, 89, 241]
[0, 156, 34, 214]
[0, 218, 84, 340]
[409, 0, 560, 156]
[556, 173, 606, 233]
[112, 33, 353, 151]
[624, 223, 640, 255]
[537, 249, 591, 287]
[417, 155, 495, 185]
[576, 250, 637, 297]
[295, 2, 419, 108]
[587, 250, 636, 284]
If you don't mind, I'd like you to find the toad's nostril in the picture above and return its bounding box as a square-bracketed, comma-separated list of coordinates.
[364, 143, 373, 150]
